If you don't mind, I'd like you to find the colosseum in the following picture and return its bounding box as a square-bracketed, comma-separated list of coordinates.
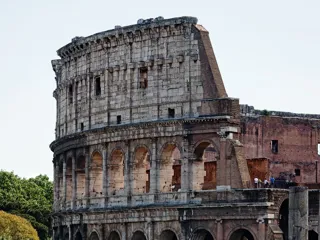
[51, 16, 320, 240]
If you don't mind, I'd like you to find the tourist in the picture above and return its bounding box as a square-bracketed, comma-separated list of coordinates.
[254, 177, 258, 188]
[270, 176, 275, 188]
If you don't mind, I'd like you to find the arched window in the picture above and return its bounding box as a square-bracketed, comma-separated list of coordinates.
[132, 231, 147, 240]
[109, 149, 125, 195]
[160, 144, 181, 192]
[90, 152, 103, 197]
[160, 230, 178, 240]
[229, 229, 254, 240]
[193, 142, 218, 190]
[133, 147, 150, 194]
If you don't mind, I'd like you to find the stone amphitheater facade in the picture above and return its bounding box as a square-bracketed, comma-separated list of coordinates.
[51, 16, 289, 240]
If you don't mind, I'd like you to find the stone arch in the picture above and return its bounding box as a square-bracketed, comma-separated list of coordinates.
[89, 231, 100, 240]
[66, 157, 73, 201]
[132, 230, 147, 240]
[107, 230, 121, 240]
[89, 151, 103, 197]
[109, 148, 125, 195]
[75, 231, 83, 240]
[193, 140, 218, 190]
[192, 229, 214, 240]
[160, 229, 178, 240]
[160, 143, 181, 192]
[279, 198, 289, 240]
[76, 155, 86, 199]
[228, 228, 255, 240]
[133, 145, 151, 194]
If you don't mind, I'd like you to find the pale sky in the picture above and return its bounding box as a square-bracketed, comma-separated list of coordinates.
[0, 0, 319, 179]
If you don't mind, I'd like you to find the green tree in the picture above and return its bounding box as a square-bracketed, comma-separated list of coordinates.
[0, 171, 53, 240]
[0, 210, 39, 240]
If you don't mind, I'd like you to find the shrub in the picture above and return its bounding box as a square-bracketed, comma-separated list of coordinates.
[0, 210, 39, 240]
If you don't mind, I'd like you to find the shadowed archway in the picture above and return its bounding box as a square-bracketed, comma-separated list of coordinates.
[89, 231, 99, 240]
[75, 232, 83, 240]
[229, 229, 254, 240]
[132, 230, 147, 240]
[279, 199, 289, 240]
[108, 231, 121, 240]
[160, 230, 178, 240]
[309, 230, 318, 240]
[193, 229, 214, 240]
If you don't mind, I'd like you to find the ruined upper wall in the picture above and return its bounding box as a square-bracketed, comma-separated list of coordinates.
[51, 16, 232, 139]
[241, 104, 320, 120]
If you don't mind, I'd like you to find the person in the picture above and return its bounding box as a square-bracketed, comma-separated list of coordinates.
[270, 176, 275, 188]
[264, 179, 269, 188]
[258, 178, 262, 188]
[254, 177, 258, 188]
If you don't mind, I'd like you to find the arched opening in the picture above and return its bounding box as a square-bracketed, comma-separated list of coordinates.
[309, 230, 318, 240]
[90, 152, 103, 197]
[75, 232, 83, 240]
[66, 157, 72, 201]
[160, 144, 181, 192]
[193, 142, 218, 190]
[108, 231, 121, 240]
[229, 229, 254, 240]
[76, 155, 86, 199]
[132, 231, 147, 240]
[133, 147, 150, 194]
[279, 199, 289, 240]
[109, 149, 125, 195]
[160, 230, 178, 240]
[89, 232, 100, 240]
[193, 229, 214, 240]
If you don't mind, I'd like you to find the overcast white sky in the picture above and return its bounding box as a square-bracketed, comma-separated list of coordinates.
[0, 0, 319, 179]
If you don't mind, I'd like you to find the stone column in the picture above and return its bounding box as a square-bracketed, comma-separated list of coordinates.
[62, 157, 67, 208]
[124, 141, 131, 206]
[68, 224, 72, 240]
[54, 159, 59, 211]
[216, 219, 223, 240]
[147, 221, 154, 240]
[181, 135, 191, 203]
[102, 145, 108, 207]
[85, 147, 90, 207]
[71, 150, 76, 209]
[288, 186, 308, 240]
[217, 134, 227, 189]
[150, 138, 158, 194]
[256, 217, 265, 240]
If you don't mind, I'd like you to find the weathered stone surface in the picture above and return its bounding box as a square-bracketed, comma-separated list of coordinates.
[50, 16, 320, 240]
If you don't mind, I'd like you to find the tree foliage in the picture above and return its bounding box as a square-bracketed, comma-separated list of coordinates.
[0, 171, 53, 240]
[0, 210, 39, 240]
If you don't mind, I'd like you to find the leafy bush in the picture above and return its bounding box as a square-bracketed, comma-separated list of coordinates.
[0, 210, 39, 240]
[0, 171, 53, 240]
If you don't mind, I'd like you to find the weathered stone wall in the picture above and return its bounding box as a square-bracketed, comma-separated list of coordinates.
[52, 16, 231, 140]
[240, 111, 320, 183]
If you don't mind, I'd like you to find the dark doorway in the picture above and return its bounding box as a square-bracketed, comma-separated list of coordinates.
[193, 229, 214, 240]
[89, 232, 99, 240]
[309, 230, 318, 240]
[279, 199, 289, 240]
[75, 232, 83, 240]
[229, 229, 254, 240]
[160, 230, 178, 240]
[132, 231, 147, 240]
[108, 231, 121, 240]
